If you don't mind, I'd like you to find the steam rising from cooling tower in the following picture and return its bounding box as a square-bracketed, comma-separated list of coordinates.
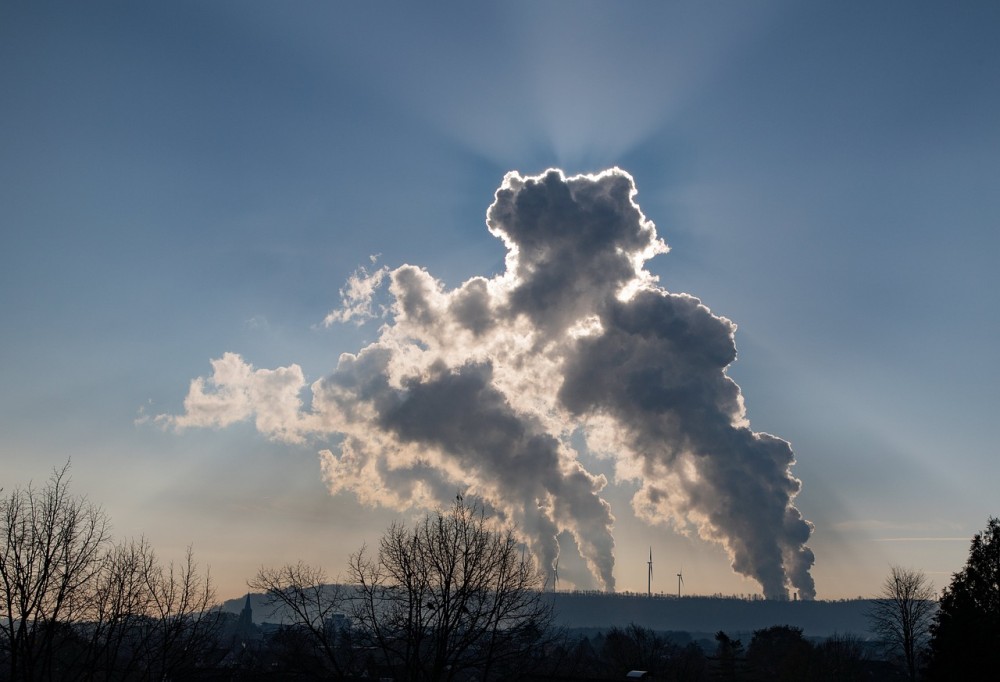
[161, 168, 816, 599]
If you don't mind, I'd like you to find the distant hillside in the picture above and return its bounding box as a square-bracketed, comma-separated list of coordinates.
[548, 592, 874, 638]
[223, 589, 876, 639]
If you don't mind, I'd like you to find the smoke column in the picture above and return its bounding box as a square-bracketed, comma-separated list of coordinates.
[162, 168, 815, 598]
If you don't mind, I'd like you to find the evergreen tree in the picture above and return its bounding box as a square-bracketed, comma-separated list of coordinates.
[926, 517, 1000, 680]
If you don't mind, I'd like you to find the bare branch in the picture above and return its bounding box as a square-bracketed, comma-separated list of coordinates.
[347, 497, 554, 682]
[867, 565, 936, 681]
[249, 561, 349, 677]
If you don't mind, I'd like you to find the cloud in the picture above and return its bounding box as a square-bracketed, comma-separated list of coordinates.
[161, 168, 815, 598]
[323, 257, 390, 326]
[156, 352, 313, 444]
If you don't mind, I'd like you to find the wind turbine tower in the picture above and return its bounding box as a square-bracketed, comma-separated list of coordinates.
[677, 569, 684, 598]
[647, 548, 653, 598]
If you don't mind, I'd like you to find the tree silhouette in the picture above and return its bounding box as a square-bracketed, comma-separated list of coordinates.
[714, 631, 744, 681]
[867, 565, 935, 681]
[601, 623, 674, 676]
[746, 625, 813, 681]
[348, 496, 554, 682]
[249, 562, 352, 678]
[0, 465, 221, 681]
[926, 516, 1000, 681]
[0, 463, 110, 681]
[813, 633, 871, 682]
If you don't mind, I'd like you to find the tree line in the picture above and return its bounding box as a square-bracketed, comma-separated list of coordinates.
[3, 464, 997, 680]
[0, 465, 218, 681]
[249, 495, 555, 681]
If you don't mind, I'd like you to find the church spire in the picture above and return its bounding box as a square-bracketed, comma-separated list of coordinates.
[238, 592, 253, 628]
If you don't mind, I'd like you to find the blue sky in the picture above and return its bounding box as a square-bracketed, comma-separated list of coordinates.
[2, 0, 998, 601]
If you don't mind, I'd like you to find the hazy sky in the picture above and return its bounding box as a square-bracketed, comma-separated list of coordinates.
[2, 0, 998, 602]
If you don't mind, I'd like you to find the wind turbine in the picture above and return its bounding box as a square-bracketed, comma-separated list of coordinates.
[647, 548, 653, 598]
[677, 569, 684, 598]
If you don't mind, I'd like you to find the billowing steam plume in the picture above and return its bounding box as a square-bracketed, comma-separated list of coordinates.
[161, 169, 815, 599]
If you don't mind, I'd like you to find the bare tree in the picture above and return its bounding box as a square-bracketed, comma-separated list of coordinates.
[141, 545, 222, 679]
[1, 466, 222, 681]
[249, 562, 351, 678]
[0, 463, 110, 681]
[600, 623, 677, 676]
[814, 633, 870, 682]
[76, 536, 158, 680]
[868, 565, 936, 681]
[348, 496, 554, 682]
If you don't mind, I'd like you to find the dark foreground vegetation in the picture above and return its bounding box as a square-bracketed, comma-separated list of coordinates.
[2, 466, 997, 680]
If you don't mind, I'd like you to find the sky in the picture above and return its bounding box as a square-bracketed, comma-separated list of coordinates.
[2, 0, 998, 602]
